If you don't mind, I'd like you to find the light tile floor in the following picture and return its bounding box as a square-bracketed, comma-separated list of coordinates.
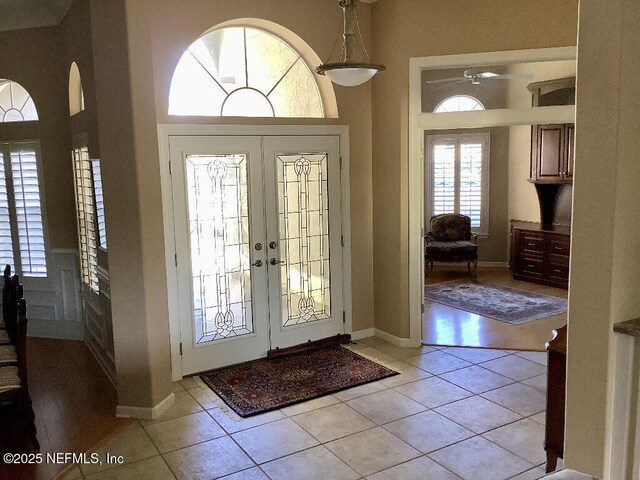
[59, 337, 564, 480]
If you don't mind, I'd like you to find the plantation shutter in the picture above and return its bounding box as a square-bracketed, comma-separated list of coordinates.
[459, 142, 483, 228]
[432, 143, 456, 216]
[427, 133, 490, 235]
[72, 147, 98, 292]
[0, 151, 15, 268]
[91, 159, 107, 250]
[10, 147, 47, 277]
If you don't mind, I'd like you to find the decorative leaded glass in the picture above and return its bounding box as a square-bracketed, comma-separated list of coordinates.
[169, 26, 324, 118]
[186, 154, 253, 343]
[276, 153, 331, 326]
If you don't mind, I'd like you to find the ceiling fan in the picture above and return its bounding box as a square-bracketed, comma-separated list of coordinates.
[425, 68, 534, 88]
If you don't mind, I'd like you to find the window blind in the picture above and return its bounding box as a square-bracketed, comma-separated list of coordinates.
[427, 133, 489, 234]
[459, 142, 483, 228]
[91, 159, 107, 250]
[0, 152, 15, 268]
[9, 147, 47, 277]
[72, 147, 98, 292]
[432, 144, 456, 216]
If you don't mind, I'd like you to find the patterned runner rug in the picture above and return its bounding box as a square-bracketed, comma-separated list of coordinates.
[424, 280, 567, 324]
[200, 346, 398, 417]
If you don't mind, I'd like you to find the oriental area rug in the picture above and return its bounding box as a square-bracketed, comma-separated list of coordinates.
[424, 279, 567, 324]
[200, 346, 398, 417]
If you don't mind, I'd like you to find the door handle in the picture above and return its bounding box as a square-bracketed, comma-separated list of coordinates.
[252, 260, 263, 267]
[270, 258, 284, 266]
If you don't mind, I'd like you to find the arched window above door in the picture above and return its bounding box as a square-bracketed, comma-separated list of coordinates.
[0, 80, 39, 123]
[169, 26, 325, 118]
[434, 95, 485, 113]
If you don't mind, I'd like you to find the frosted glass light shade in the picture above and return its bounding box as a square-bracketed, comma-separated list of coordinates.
[324, 67, 378, 87]
[315, 62, 385, 87]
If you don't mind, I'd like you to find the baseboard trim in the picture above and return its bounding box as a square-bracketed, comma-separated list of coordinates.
[478, 261, 509, 268]
[116, 392, 176, 420]
[28, 319, 83, 340]
[374, 328, 421, 348]
[351, 328, 374, 340]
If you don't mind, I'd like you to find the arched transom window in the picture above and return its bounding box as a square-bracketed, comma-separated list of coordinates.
[0, 80, 39, 123]
[169, 26, 324, 118]
[69, 62, 86, 116]
[434, 95, 485, 113]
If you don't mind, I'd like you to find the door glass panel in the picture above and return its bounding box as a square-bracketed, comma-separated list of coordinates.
[186, 154, 253, 343]
[276, 153, 331, 326]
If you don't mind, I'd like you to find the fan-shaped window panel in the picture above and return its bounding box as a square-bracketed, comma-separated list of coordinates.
[69, 62, 85, 116]
[169, 26, 324, 118]
[0, 80, 38, 123]
[434, 95, 485, 113]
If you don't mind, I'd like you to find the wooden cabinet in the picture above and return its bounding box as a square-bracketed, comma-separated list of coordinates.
[528, 77, 575, 185]
[545, 325, 567, 473]
[531, 123, 574, 183]
[511, 221, 570, 289]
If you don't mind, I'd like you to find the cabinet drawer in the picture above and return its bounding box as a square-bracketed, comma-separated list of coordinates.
[521, 233, 545, 253]
[549, 238, 570, 256]
[520, 256, 544, 277]
[548, 263, 569, 281]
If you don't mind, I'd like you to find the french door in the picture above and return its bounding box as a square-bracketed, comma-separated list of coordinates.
[169, 135, 344, 375]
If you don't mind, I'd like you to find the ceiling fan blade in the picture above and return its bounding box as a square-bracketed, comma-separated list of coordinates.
[425, 76, 467, 84]
[429, 78, 471, 91]
[489, 73, 535, 80]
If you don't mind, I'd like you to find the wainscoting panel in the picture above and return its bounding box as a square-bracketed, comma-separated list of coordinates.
[25, 249, 83, 340]
[84, 266, 116, 385]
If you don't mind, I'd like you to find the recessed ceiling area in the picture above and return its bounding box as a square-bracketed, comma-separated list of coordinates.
[0, 0, 73, 32]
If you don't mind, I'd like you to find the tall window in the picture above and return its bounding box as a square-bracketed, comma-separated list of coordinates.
[0, 142, 47, 276]
[426, 133, 490, 235]
[169, 26, 324, 118]
[72, 146, 103, 292]
[0, 79, 39, 123]
[69, 62, 85, 116]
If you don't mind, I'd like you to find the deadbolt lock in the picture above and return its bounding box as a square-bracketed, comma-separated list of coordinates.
[269, 241, 277, 249]
[254, 243, 263, 251]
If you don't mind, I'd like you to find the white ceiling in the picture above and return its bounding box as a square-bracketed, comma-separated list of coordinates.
[0, 0, 73, 32]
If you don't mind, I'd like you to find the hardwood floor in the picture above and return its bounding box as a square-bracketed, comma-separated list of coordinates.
[422, 267, 567, 351]
[0, 338, 130, 480]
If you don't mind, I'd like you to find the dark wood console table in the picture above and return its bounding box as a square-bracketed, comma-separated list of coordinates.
[545, 324, 567, 473]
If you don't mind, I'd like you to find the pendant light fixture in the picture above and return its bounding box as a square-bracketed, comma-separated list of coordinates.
[315, 0, 385, 87]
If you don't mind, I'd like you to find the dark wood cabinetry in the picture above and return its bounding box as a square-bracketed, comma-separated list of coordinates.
[528, 77, 575, 185]
[511, 221, 570, 289]
[531, 123, 574, 183]
[545, 325, 567, 473]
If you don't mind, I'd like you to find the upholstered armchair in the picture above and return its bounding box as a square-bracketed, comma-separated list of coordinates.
[424, 213, 478, 275]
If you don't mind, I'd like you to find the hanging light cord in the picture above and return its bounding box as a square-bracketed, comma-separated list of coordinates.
[324, 3, 344, 64]
[354, 3, 372, 62]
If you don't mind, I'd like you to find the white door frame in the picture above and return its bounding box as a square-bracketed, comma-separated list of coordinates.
[158, 124, 352, 380]
[408, 47, 577, 346]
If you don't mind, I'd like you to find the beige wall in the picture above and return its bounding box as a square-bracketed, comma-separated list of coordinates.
[370, 0, 579, 337]
[424, 127, 510, 263]
[565, 0, 640, 476]
[0, 26, 76, 251]
[90, 0, 173, 407]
